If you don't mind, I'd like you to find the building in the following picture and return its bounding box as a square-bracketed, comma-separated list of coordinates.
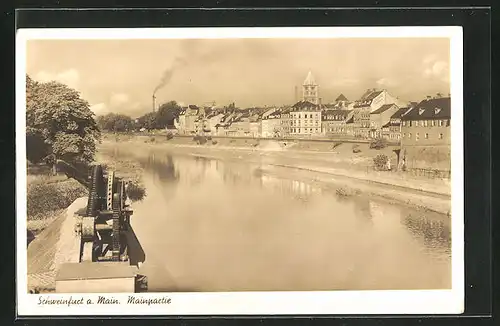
[290, 100, 322, 137]
[369, 103, 400, 138]
[321, 109, 354, 137]
[174, 107, 187, 132]
[215, 113, 234, 136]
[382, 107, 410, 141]
[352, 88, 400, 138]
[302, 71, 320, 105]
[400, 96, 451, 171]
[183, 105, 200, 135]
[231, 111, 251, 137]
[401, 97, 451, 146]
[205, 112, 225, 136]
[280, 107, 291, 137]
[249, 114, 261, 138]
[261, 108, 281, 138]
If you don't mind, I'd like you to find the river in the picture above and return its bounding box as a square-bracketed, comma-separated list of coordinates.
[99, 146, 451, 292]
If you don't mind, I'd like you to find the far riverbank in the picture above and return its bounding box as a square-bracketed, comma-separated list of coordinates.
[99, 134, 452, 215]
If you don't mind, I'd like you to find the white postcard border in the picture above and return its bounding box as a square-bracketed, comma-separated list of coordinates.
[16, 26, 464, 316]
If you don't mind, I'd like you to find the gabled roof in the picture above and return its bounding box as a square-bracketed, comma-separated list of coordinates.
[390, 107, 411, 119]
[291, 100, 320, 111]
[401, 97, 451, 121]
[335, 94, 348, 102]
[370, 103, 398, 115]
[354, 89, 384, 108]
[262, 108, 277, 119]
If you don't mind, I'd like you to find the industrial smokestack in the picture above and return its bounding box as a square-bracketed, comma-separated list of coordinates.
[294, 85, 298, 103]
[152, 94, 156, 112]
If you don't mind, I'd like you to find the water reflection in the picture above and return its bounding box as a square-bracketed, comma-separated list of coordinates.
[100, 147, 451, 291]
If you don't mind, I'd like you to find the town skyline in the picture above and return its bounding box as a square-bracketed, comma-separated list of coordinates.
[27, 38, 450, 117]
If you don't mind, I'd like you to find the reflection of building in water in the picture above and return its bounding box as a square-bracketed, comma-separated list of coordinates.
[260, 175, 321, 199]
[350, 197, 373, 227]
[368, 200, 402, 232]
[402, 213, 451, 252]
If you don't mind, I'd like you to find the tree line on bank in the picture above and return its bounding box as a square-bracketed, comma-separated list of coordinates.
[97, 101, 182, 133]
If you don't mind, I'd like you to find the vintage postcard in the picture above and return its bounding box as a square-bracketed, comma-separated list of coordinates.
[16, 26, 464, 316]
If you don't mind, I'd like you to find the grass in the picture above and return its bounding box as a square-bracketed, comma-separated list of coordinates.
[26, 165, 87, 235]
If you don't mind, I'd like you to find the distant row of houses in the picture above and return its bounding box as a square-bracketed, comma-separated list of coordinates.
[174, 89, 451, 147]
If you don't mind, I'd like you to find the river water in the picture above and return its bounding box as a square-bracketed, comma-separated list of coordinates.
[100, 147, 451, 292]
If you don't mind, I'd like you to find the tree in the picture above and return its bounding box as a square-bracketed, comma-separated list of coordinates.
[97, 113, 134, 132]
[156, 101, 182, 129]
[136, 112, 158, 131]
[26, 75, 100, 166]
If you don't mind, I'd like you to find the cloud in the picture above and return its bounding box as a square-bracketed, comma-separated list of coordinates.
[90, 103, 108, 115]
[329, 77, 359, 87]
[109, 92, 130, 107]
[376, 78, 396, 87]
[35, 68, 80, 89]
[423, 54, 438, 65]
[422, 58, 449, 83]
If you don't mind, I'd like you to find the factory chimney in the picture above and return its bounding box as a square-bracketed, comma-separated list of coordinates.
[152, 94, 156, 112]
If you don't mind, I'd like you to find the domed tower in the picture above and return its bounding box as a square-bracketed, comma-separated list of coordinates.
[302, 71, 319, 105]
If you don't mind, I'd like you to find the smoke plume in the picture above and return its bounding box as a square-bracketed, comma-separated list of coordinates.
[153, 57, 187, 95]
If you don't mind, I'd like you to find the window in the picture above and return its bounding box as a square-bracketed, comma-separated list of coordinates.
[425, 133, 429, 139]
[415, 121, 419, 127]
[403, 133, 406, 138]
[409, 133, 412, 139]
[416, 133, 419, 141]
[431, 120, 435, 127]
[438, 120, 443, 127]
[439, 133, 443, 139]
[424, 120, 428, 127]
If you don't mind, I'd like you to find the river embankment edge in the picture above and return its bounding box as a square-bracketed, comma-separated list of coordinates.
[98, 136, 452, 216]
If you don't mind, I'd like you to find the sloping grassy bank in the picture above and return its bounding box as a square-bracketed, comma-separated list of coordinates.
[27, 169, 87, 237]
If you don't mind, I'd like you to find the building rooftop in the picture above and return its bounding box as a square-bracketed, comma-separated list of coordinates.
[390, 107, 411, 119]
[291, 100, 320, 111]
[401, 97, 451, 121]
[353, 89, 384, 108]
[370, 103, 398, 115]
[335, 93, 348, 102]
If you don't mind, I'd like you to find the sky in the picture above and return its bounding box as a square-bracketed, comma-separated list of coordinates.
[26, 38, 450, 118]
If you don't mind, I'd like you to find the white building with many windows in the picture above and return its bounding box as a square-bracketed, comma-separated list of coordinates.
[290, 100, 322, 137]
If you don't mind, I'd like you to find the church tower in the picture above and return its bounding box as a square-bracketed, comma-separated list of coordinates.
[302, 71, 319, 105]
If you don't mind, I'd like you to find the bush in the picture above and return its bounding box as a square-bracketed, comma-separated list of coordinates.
[369, 138, 388, 150]
[126, 181, 147, 202]
[166, 131, 174, 140]
[212, 140, 218, 145]
[149, 136, 156, 143]
[373, 154, 389, 170]
[193, 135, 207, 145]
[27, 179, 87, 219]
[207, 136, 212, 140]
[352, 144, 361, 153]
[335, 187, 361, 197]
